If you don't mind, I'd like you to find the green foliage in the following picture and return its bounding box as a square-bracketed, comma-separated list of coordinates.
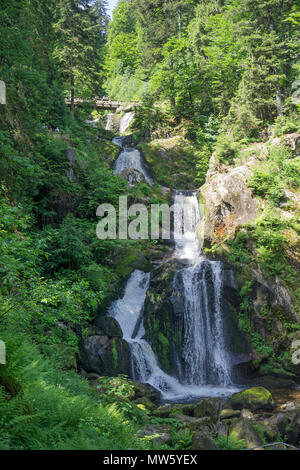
[215, 133, 242, 164]
[0, 333, 144, 450]
[171, 428, 192, 450]
[248, 144, 300, 205]
[216, 432, 246, 450]
[97, 376, 150, 425]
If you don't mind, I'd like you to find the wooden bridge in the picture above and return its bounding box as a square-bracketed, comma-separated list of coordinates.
[65, 97, 139, 110]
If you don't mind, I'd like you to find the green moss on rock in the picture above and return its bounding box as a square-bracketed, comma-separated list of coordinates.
[224, 387, 274, 412]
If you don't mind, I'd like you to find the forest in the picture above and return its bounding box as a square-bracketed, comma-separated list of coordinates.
[0, 0, 300, 452]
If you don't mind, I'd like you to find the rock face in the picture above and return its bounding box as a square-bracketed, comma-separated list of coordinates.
[79, 317, 131, 376]
[201, 155, 258, 244]
[224, 387, 274, 412]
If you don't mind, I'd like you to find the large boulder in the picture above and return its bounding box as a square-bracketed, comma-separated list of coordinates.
[224, 387, 274, 412]
[80, 334, 131, 376]
[201, 156, 258, 244]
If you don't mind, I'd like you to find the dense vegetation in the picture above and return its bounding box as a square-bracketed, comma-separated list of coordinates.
[0, 0, 299, 451]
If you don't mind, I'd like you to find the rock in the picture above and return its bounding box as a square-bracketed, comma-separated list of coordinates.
[173, 414, 210, 432]
[255, 419, 279, 443]
[224, 387, 274, 412]
[138, 425, 172, 446]
[194, 398, 222, 423]
[132, 382, 161, 404]
[80, 335, 131, 376]
[229, 419, 264, 449]
[153, 403, 194, 418]
[241, 409, 254, 420]
[120, 168, 146, 184]
[276, 410, 300, 446]
[94, 316, 123, 338]
[191, 432, 218, 450]
[201, 158, 258, 244]
[220, 409, 241, 420]
[134, 397, 157, 412]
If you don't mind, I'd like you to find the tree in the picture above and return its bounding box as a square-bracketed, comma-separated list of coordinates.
[54, 0, 108, 113]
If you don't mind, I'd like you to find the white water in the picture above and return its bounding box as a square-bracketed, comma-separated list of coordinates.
[119, 111, 135, 134]
[109, 270, 237, 400]
[107, 188, 239, 400]
[106, 113, 114, 131]
[114, 145, 152, 183]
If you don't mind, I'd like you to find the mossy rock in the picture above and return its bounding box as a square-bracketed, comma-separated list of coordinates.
[153, 403, 194, 418]
[134, 397, 157, 412]
[224, 387, 274, 412]
[229, 419, 264, 449]
[94, 316, 123, 338]
[194, 398, 222, 423]
[114, 246, 151, 279]
[220, 409, 241, 420]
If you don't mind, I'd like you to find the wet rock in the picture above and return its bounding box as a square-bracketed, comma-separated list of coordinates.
[191, 432, 218, 450]
[120, 168, 146, 184]
[194, 398, 222, 423]
[224, 387, 274, 412]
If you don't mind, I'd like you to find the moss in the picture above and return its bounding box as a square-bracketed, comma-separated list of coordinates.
[224, 387, 274, 411]
[111, 339, 118, 369]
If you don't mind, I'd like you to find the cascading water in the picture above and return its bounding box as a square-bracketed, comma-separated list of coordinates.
[106, 113, 114, 131]
[114, 140, 152, 183]
[119, 111, 135, 134]
[108, 270, 236, 400]
[173, 191, 233, 387]
[107, 184, 239, 400]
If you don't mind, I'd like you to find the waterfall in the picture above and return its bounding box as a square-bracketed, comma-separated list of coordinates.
[106, 186, 239, 400]
[173, 191, 232, 387]
[119, 111, 134, 134]
[106, 113, 114, 131]
[108, 270, 237, 400]
[114, 140, 152, 183]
